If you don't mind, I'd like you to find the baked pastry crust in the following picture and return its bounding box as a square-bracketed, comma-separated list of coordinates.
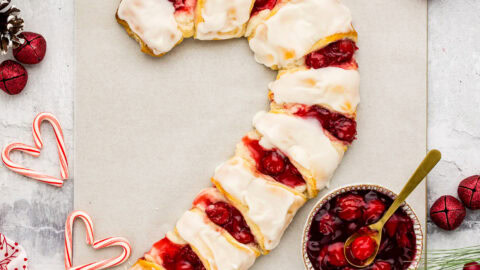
[212, 157, 306, 253]
[194, 0, 254, 39]
[116, 0, 194, 57]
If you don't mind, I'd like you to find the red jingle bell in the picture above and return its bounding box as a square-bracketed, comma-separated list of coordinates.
[13, 32, 47, 65]
[458, 175, 480, 210]
[0, 60, 28, 95]
[430, 195, 466, 231]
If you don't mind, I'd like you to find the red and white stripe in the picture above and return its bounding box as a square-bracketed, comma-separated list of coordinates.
[64, 210, 132, 270]
[33, 112, 69, 179]
[1, 112, 68, 187]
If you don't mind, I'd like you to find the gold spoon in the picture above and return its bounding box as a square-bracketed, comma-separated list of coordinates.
[344, 149, 442, 268]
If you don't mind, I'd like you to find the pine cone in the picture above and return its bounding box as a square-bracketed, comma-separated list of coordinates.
[0, 0, 23, 55]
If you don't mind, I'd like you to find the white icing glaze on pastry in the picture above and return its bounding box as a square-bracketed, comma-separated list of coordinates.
[214, 157, 306, 250]
[253, 112, 344, 190]
[118, 0, 183, 55]
[270, 67, 360, 115]
[176, 210, 257, 270]
[195, 0, 253, 39]
[248, 0, 353, 68]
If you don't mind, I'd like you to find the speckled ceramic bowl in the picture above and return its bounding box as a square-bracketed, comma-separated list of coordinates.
[302, 184, 423, 270]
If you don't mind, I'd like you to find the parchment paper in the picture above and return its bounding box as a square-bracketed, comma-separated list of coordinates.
[75, 0, 427, 268]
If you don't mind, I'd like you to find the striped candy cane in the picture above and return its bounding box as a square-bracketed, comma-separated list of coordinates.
[64, 211, 132, 270]
[1, 112, 68, 187]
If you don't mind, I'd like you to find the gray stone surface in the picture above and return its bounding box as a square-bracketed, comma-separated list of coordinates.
[0, 1, 74, 269]
[427, 0, 480, 249]
[0, 0, 479, 269]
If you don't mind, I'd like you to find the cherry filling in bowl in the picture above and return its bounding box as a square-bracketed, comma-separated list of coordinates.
[306, 190, 417, 270]
[242, 136, 306, 188]
[305, 39, 358, 69]
[251, 0, 277, 16]
[194, 191, 256, 245]
[151, 237, 205, 270]
[294, 105, 357, 144]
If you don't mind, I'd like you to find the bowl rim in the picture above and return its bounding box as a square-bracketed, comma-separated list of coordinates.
[301, 183, 424, 270]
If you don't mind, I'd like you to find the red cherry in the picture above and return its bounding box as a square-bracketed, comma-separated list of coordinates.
[395, 221, 413, 248]
[261, 151, 286, 175]
[337, 194, 364, 221]
[176, 260, 194, 270]
[333, 117, 357, 143]
[464, 262, 480, 270]
[305, 39, 357, 69]
[363, 199, 386, 224]
[350, 235, 377, 261]
[317, 245, 328, 265]
[233, 229, 254, 244]
[325, 242, 347, 267]
[338, 40, 356, 55]
[205, 202, 232, 225]
[430, 195, 466, 230]
[13, 32, 47, 65]
[373, 261, 392, 270]
[318, 213, 336, 235]
[168, 0, 187, 11]
[251, 0, 277, 15]
[178, 246, 201, 265]
[458, 175, 480, 210]
[294, 105, 357, 144]
[0, 60, 28, 95]
[384, 214, 403, 238]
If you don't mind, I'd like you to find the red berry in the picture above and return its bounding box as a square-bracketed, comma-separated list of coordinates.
[373, 261, 392, 270]
[261, 151, 286, 175]
[333, 117, 357, 143]
[251, 0, 277, 15]
[430, 195, 466, 230]
[363, 199, 386, 224]
[384, 214, 401, 238]
[13, 32, 47, 65]
[458, 175, 480, 210]
[325, 242, 347, 267]
[318, 213, 336, 235]
[176, 260, 194, 270]
[338, 40, 356, 55]
[317, 245, 328, 265]
[305, 39, 357, 69]
[233, 229, 254, 244]
[294, 105, 357, 144]
[396, 221, 413, 248]
[178, 246, 201, 265]
[0, 60, 28, 95]
[350, 236, 377, 261]
[337, 194, 364, 221]
[464, 262, 480, 270]
[205, 202, 232, 225]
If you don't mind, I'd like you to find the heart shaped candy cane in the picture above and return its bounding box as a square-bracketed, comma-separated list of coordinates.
[1, 112, 68, 187]
[64, 211, 132, 270]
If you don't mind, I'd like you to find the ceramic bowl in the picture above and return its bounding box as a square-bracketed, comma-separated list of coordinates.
[301, 184, 423, 270]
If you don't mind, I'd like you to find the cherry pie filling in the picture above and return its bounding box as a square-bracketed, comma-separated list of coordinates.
[305, 39, 358, 69]
[251, 0, 278, 16]
[293, 105, 357, 144]
[193, 191, 256, 245]
[151, 237, 205, 270]
[168, 0, 194, 13]
[306, 190, 417, 270]
[242, 136, 306, 188]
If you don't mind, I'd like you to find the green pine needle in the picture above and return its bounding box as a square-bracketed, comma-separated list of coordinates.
[417, 245, 480, 269]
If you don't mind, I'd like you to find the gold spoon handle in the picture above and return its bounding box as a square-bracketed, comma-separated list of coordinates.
[379, 149, 442, 225]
